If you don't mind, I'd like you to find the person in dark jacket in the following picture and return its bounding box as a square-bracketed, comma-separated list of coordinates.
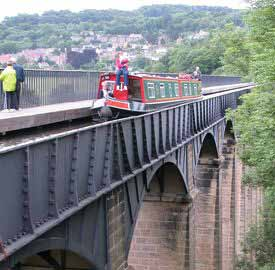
[192, 66, 202, 81]
[10, 57, 25, 110]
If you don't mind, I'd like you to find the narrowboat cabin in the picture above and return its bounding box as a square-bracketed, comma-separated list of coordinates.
[91, 72, 202, 118]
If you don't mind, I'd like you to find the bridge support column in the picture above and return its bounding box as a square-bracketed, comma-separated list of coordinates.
[128, 163, 190, 270]
[107, 186, 128, 270]
[219, 124, 262, 268]
[192, 158, 220, 270]
[219, 137, 237, 270]
[128, 196, 190, 270]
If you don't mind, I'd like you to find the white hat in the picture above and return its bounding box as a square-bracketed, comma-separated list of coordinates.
[10, 57, 16, 63]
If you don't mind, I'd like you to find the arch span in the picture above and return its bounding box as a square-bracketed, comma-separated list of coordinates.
[199, 132, 219, 160]
[4, 217, 104, 270]
[128, 162, 190, 270]
[12, 246, 97, 270]
[146, 161, 188, 195]
[224, 120, 235, 140]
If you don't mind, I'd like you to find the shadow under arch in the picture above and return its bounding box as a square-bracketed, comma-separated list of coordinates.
[128, 162, 190, 269]
[146, 160, 188, 194]
[10, 237, 100, 270]
[224, 120, 235, 140]
[197, 132, 219, 163]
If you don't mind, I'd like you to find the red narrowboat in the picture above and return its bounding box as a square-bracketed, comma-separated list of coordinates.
[91, 72, 202, 118]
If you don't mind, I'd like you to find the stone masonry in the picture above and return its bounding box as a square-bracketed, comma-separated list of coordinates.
[193, 158, 220, 270]
[107, 186, 128, 270]
[105, 124, 263, 270]
[125, 130, 262, 270]
[128, 199, 190, 270]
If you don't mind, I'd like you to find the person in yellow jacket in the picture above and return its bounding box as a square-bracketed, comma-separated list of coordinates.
[0, 60, 17, 112]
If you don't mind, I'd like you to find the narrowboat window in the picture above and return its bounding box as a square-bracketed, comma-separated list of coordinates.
[174, 83, 179, 96]
[183, 83, 189, 96]
[160, 83, 165, 97]
[189, 84, 193, 95]
[168, 83, 173, 97]
[190, 84, 193, 95]
[193, 84, 197, 95]
[147, 82, 155, 98]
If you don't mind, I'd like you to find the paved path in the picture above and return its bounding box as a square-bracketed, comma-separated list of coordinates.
[0, 100, 95, 133]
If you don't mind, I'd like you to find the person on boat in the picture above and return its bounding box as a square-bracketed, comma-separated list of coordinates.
[115, 52, 129, 90]
[192, 66, 202, 81]
[101, 81, 114, 98]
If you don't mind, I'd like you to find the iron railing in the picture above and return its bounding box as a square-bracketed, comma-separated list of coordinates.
[0, 70, 100, 109]
[0, 69, 241, 109]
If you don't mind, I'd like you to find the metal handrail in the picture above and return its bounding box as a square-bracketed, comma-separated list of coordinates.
[0, 69, 100, 109]
[0, 69, 242, 109]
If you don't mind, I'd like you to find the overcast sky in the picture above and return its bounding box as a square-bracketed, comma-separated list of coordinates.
[0, 0, 249, 21]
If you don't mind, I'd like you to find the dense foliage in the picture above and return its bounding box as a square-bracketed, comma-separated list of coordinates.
[230, 0, 275, 187]
[229, 86, 275, 188]
[0, 5, 242, 54]
[226, 0, 275, 268]
[162, 35, 224, 74]
[139, 23, 250, 76]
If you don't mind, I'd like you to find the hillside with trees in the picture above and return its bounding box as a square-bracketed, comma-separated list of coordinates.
[145, 22, 250, 76]
[0, 5, 243, 54]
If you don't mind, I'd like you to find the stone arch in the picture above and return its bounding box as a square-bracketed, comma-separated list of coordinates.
[128, 162, 190, 270]
[9, 238, 99, 270]
[199, 132, 219, 160]
[224, 120, 235, 141]
[146, 160, 188, 194]
[193, 132, 219, 175]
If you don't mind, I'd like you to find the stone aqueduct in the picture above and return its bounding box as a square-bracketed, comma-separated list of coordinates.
[0, 87, 262, 270]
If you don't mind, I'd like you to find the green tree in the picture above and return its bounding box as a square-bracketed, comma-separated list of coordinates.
[131, 56, 151, 71]
[228, 86, 275, 188]
[0, 41, 19, 54]
[227, 0, 275, 268]
[166, 33, 224, 74]
[149, 61, 168, 72]
[216, 24, 251, 78]
[246, 0, 275, 83]
[229, 0, 275, 186]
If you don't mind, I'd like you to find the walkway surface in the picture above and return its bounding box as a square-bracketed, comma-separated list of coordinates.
[0, 100, 95, 133]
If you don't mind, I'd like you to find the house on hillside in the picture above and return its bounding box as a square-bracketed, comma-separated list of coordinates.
[189, 30, 209, 40]
[71, 35, 82, 42]
[158, 34, 169, 46]
[128, 34, 144, 42]
[0, 54, 12, 64]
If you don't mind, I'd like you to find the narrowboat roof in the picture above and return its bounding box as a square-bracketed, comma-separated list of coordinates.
[101, 72, 200, 83]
